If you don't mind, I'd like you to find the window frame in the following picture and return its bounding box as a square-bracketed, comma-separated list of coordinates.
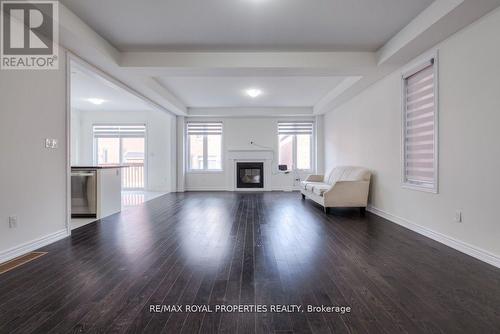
[277, 121, 314, 173]
[186, 122, 224, 173]
[92, 123, 148, 190]
[401, 51, 439, 194]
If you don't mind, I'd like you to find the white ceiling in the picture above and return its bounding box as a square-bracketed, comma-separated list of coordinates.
[59, 0, 500, 116]
[60, 0, 433, 51]
[157, 76, 347, 107]
[71, 62, 153, 112]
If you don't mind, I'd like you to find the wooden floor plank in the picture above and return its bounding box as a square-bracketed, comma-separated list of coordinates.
[0, 192, 499, 333]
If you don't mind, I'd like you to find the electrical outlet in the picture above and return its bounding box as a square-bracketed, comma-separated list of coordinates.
[9, 216, 18, 228]
[455, 211, 462, 223]
[45, 138, 58, 149]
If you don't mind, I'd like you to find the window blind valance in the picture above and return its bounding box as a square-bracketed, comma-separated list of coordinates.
[93, 125, 146, 138]
[187, 122, 223, 135]
[278, 122, 313, 135]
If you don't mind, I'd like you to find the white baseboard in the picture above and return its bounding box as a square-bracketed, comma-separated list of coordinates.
[185, 187, 228, 192]
[0, 229, 69, 264]
[185, 187, 297, 192]
[367, 206, 500, 269]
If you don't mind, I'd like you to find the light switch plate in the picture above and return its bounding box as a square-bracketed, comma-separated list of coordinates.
[45, 138, 58, 149]
[9, 216, 18, 228]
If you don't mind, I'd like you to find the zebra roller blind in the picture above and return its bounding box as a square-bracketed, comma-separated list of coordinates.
[278, 122, 313, 135]
[403, 58, 438, 192]
[186, 122, 223, 135]
[93, 125, 146, 138]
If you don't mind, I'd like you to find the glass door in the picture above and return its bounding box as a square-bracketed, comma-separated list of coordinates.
[96, 137, 120, 165]
[94, 125, 146, 189]
[121, 137, 145, 189]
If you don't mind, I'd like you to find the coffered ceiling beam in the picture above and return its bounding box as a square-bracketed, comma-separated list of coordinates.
[120, 51, 377, 76]
[58, 3, 187, 116]
[377, 0, 500, 66]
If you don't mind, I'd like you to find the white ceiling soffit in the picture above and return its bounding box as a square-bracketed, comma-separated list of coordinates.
[70, 60, 156, 112]
[120, 52, 376, 74]
[314, 0, 500, 113]
[156, 76, 348, 108]
[59, 5, 187, 116]
[378, 0, 500, 65]
[57, 0, 500, 116]
[188, 108, 314, 118]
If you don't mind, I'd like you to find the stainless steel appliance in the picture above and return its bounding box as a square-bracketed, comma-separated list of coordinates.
[71, 170, 97, 218]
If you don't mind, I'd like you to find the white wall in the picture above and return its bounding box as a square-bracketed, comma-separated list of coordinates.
[0, 47, 68, 259]
[176, 117, 186, 192]
[183, 117, 316, 191]
[70, 108, 81, 163]
[72, 109, 177, 192]
[323, 8, 500, 261]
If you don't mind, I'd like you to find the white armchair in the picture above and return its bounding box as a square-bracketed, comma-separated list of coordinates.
[300, 166, 371, 214]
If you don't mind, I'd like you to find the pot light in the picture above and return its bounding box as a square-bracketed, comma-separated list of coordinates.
[245, 88, 262, 98]
[86, 98, 106, 105]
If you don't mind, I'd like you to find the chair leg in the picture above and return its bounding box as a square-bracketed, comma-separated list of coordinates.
[301, 194, 306, 200]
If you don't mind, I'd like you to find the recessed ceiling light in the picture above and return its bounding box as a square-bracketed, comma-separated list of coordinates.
[245, 88, 262, 98]
[86, 98, 106, 105]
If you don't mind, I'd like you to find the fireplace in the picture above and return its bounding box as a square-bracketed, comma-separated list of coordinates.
[237, 162, 264, 188]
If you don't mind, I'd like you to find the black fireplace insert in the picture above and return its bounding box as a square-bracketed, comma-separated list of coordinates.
[237, 162, 264, 188]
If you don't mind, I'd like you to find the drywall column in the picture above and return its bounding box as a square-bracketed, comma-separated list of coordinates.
[169, 114, 177, 193]
[315, 114, 325, 175]
[176, 116, 186, 192]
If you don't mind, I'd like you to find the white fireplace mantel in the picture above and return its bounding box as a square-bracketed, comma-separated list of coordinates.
[226, 149, 275, 191]
[227, 148, 274, 161]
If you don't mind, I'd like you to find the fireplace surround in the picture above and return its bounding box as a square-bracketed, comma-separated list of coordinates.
[226, 149, 274, 191]
[236, 162, 264, 188]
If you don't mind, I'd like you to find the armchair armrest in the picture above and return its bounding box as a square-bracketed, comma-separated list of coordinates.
[323, 181, 370, 207]
[305, 175, 324, 182]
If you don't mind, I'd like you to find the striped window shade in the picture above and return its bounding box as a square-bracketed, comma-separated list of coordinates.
[93, 125, 146, 138]
[278, 122, 313, 135]
[403, 58, 438, 192]
[187, 122, 223, 135]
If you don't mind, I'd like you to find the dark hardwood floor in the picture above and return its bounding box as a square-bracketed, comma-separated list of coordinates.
[1, 192, 499, 333]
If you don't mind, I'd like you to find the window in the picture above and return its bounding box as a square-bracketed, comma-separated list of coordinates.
[93, 125, 146, 189]
[187, 122, 223, 171]
[278, 122, 313, 171]
[402, 55, 438, 193]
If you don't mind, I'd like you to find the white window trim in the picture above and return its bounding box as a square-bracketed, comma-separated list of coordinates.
[277, 121, 315, 173]
[92, 123, 148, 190]
[401, 50, 439, 194]
[186, 122, 224, 173]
